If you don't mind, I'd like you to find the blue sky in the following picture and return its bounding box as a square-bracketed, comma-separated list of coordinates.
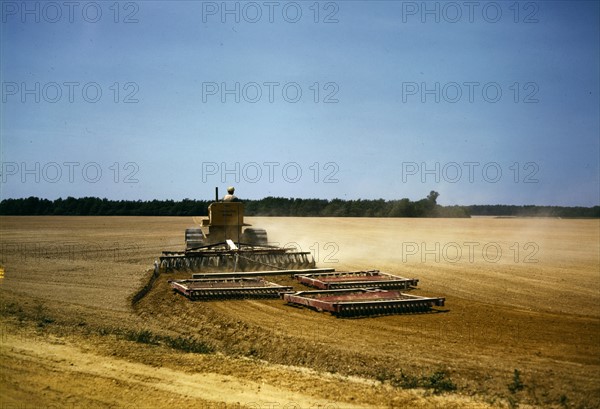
[1, 1, 598, 206]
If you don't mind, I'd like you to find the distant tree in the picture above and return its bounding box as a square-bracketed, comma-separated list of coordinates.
[427, 190, 440, 205]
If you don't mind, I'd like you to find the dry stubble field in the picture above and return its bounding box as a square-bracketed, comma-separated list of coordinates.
[0, 216, 598, 409]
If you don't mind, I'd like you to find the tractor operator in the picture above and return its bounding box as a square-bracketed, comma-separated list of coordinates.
[222, 186, 240, 202]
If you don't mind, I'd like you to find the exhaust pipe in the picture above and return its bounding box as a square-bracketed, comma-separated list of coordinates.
[215, 187, 219, 202]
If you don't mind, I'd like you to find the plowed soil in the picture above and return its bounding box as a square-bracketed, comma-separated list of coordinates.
[1, 216, 598, 408]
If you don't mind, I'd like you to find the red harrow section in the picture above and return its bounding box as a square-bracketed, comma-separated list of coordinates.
[165, 265, 446, 317]
[294, 270, 418, 290]
[282, 289, 445, 317]
[169, 277, 292, 300]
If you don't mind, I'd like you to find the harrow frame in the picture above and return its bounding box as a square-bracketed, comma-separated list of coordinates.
[169, 277, 293, 300]
[294, 270, 419, 290]
[192, 267, 335, 279]
[282, 288, 445, 317]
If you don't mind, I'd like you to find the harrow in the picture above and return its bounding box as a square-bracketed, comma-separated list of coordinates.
[294, 270, 419, 290]
[282, 288, 445, 317]
[159, 188, 447, 317]
[160, 242, 315, 272]
[169, 277, 293, 300]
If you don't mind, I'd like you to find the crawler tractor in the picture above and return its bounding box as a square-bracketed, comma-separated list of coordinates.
[160, 188, 315, 272]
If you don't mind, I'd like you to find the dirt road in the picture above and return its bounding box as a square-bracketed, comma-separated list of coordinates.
[1, 327, 375, 409]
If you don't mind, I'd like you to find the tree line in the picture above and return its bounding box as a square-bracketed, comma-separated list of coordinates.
[467, 204, 599, 218]
[0, 194, 597, 218]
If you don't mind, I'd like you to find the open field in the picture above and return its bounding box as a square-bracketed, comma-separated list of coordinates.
[1, 216, 599, 408]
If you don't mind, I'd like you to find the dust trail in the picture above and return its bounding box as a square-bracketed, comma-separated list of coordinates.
[248, 216, 600, 316]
